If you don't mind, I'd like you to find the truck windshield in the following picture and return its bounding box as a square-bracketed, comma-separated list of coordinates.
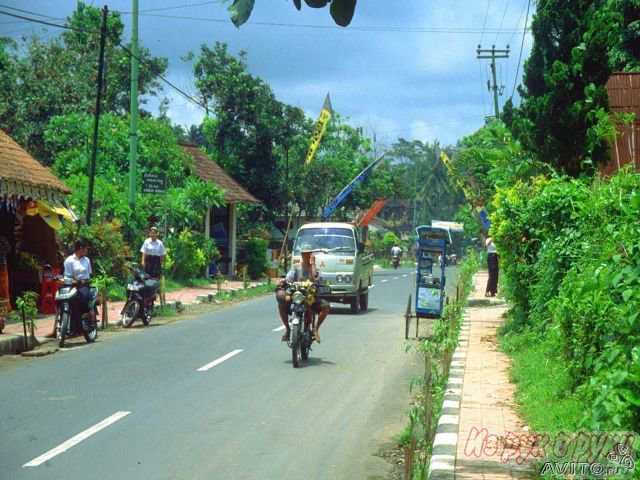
[293, 228, 356, 254]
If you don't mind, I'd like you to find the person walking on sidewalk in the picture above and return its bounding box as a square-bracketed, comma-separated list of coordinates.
[485, 232, 499, 297]
[140, 226, 166, 279]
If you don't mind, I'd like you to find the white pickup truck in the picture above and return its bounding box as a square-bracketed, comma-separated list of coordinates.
[290, 222, 373, 314]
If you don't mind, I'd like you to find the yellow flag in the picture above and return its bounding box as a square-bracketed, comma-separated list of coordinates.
[305, 93, 333, 166]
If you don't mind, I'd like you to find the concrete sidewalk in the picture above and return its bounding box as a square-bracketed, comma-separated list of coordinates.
[430, 271, 536, 480]
[0, 278, 268, 355]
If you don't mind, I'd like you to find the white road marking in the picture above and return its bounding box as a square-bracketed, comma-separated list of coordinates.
[381, 279, 388, 283]
[369, 284, 376, 288]
[393, 277, 399, 280]
[197, 349, 244, 372]
[403, 274, 408, 277]
[23, 411, 131, 467]
[272, 325, 286, 332]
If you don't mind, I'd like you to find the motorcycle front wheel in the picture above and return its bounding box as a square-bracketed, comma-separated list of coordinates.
[142, 302, 154, 326]
[291, 324, 301, 368]
[301, 319, 313, 361]
[121, 300, 140, 328]
[58, 311, 70, 348]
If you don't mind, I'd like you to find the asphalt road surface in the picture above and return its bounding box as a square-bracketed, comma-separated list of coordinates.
[0, 266, 459, 480]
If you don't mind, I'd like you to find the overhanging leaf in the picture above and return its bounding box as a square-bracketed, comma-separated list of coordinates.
[293, 0, 302, 10]
[304, 0, 329, 8]
[228, 0, 255, 28]
[330, 0, 356, 27]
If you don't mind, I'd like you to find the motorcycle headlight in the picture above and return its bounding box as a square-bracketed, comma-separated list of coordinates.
[292, 291, 305, 305]
[127, 283, 141, 291]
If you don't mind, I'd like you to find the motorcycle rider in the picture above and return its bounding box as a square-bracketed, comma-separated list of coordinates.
[275, 244, 330, 343]
[63, 238, 94, 326]
[391, 243, 402, 261]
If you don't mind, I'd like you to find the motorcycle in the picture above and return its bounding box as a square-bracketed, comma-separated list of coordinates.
[55, 276, 99, 348]
[392, 254, 400, 269]
[121, 263, 160, 328]
[283, 279, 331, 368]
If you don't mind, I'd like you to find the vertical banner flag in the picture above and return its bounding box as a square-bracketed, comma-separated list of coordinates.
[305, 93, 333, 166]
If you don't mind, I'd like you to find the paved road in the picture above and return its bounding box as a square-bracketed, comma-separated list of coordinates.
[0, 267, 457, 480]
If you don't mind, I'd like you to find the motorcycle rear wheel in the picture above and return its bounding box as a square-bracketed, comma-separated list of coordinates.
[291, 324, 301, 368]
[121, 300, 140, 328]
[83, 322, 97, 343]
[58, 311, 69, 348]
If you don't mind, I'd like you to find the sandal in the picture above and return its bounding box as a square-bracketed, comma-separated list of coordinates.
[312, 328, 321, 343]
[281, 331, 290, 342]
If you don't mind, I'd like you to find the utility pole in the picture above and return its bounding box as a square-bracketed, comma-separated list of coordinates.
[476, 45, 510, 119]
[86, 6, 108, 226]
[129, 0, 139, 211]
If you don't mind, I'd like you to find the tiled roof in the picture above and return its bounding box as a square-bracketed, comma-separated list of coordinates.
[0, 130, 70, 198]
[180, 142, 261, 204]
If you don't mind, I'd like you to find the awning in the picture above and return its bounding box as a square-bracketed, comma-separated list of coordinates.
[28, 199, 79, 230]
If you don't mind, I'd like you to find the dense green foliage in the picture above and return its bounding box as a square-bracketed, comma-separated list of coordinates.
[244, 238, 269, 279]
[493, 169, 640, 431]
[0, 2, 168, 163]
[507, 0, 640, 176]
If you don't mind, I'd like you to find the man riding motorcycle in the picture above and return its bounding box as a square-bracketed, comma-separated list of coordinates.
[63, 239, 94, 326]
[275, 244, 330, 343]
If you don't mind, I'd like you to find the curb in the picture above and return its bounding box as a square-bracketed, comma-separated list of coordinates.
[0, 282, 270, 356]
[428, 312, 471, 480]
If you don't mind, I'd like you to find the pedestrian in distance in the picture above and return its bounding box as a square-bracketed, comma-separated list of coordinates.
[484, 231, 499, 297]
[140, 226, 166, 279]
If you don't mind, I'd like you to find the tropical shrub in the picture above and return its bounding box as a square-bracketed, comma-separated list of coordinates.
[244, 237, 268, 279]
[165, 230, 208, 280]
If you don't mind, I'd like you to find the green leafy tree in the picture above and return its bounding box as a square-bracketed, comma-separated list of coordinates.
[508, 0, 640, 176]
[0, 2, 168, 162]
[193, 43, 290, 212]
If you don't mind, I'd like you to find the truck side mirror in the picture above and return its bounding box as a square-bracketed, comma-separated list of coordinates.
[357, 242, 365, 253]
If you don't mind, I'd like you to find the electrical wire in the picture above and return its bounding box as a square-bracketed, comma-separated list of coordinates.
[494, 0, 512, 44]
[132, 12, 525, 35]
[511, 0, 531, 98]
[478, 0, 492, 45]
[0, 8, 210, 114]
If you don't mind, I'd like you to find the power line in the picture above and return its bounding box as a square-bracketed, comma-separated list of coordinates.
[511, 0, 531, 98]
[494, 0, 512, 43]
[132, 12, 526, 34]
[0, 8, 209, 114]
[507, 0, 529, 46]
[479, 0, 492, 45]
[0, 4, 61, 20]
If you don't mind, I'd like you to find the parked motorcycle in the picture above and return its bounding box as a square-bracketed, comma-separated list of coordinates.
[283, 279, 331, 368]
[55, 276, 98, 348]
[121, 263, 160, 328]
[392, 254, 400, 269]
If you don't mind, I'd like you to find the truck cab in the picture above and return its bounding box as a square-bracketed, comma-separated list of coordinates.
[291, 222, 373, 314]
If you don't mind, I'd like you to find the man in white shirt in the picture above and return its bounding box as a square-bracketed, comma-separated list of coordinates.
[63, 239, 93, 321]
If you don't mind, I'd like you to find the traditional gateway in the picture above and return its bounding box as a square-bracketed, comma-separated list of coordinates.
[290, 222, 373, 314]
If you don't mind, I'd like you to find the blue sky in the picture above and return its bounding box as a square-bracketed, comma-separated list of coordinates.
[1, 0, 533, 148]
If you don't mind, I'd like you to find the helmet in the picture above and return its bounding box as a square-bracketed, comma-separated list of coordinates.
[300, 244, 313, 253]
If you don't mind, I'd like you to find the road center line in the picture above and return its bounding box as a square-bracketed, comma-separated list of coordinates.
[23, 411, 131, 467]
[272, 325, 286, 332]
[381, 279, 388, 283]
[197, 349, 244, 372]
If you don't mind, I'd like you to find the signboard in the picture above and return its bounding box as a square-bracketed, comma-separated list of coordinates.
[431, 220, 464, 232]
[142, 172, 167, 194]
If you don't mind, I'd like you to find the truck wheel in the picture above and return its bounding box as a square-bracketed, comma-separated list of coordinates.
[350, 294, 361, 314]
[359, 289, 368, 312]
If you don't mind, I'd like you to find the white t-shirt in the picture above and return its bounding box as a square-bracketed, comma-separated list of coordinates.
[486, 238, 497, 254]
[391, 246, 402, 256]
[64, 254, 92, 281]
[140, 238, 166, 257]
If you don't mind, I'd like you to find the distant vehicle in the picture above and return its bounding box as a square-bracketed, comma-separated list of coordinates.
[291, 222, 373, 314]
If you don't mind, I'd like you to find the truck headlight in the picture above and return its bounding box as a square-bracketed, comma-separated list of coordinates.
[344, 275, 353, 283]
